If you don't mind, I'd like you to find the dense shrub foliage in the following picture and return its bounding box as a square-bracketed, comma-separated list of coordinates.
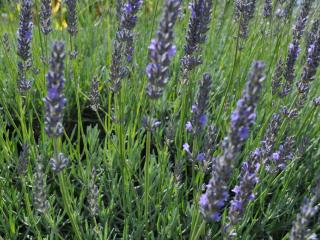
[0, 0, 319, 239]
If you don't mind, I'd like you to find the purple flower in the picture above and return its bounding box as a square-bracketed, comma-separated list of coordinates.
[272, 152, 280, 161]
[16, 0, 33, 92]
[183, 143, 191, 154]
[234, 0, 257, 39]
[187, 73, 212, 135]
[40, 0, 52, 35]
[263, 0, 272, 18]
[66, 0, 78, 36]
[44, 41, 66, 138]
[146, 0, 181, 98]
[313, 96, 320, 106]
[289, 177, 320, 240]
[282, 0, 313, 97]
[226, 156, 260, 233]
[196, 153, 206, 162]
[119, 0, 143, 62]
[200, 61, 265, 222]
[185, 121, 193, 132]
[182, 0, 213, 73]
[295, 35, 320, 109]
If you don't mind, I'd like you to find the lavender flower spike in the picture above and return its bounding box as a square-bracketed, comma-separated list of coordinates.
[234, 0, 257, 39]
[289, 177, 320, 240]
[17, 0, 33, 92]
[44, 41, 67, 138]
[200, 61, 265, 221]
[40, 0, 52, 35]
[282, 0, 314, 96]
[187, 73, 212, 135]
[181, 0, 213, 73]
[65, 0, 78, 36]
[226, 151, 261, 237]
[263, 0, 272, 18]
[146, 0, 181, 99]
[119, 0, 143, 62]
[296, 36, 320, 109]
[33, 155, 49, 214]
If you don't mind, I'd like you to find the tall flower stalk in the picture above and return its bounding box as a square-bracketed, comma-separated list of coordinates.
[109, 0, 143, 93]
[234, 0, 257, 39]
[289, 177, 320, 240]
[181, 0, 213, 85]
[44, 41, 82, 240]
[65, 0, 78, 58]
[282, 0, 314, 97]
[40, 0, 52, 35]
[295, 35, 320, 110]
[146, 0, 181, 98]
[17, 0, 33, 93]
[225, 151, 261, 237]
[144, 0, 181, 230]
[119, 0, 143, 62]
[44, 41, 67, 172]
[186, 73, 212, 135]
[199, 61, 265, 221]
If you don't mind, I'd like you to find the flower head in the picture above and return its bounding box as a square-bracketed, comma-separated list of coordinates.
[44, 41, 67, 137]
[146, 0, 181, 98]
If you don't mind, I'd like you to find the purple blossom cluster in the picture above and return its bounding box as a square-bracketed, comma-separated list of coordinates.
[234, 0, 257, 39]
[17, 0, 33, 92]
[296, 36, 320, 109]
[289, 177, 320, 240]
[146, 0, 181, 99]
[272, 60, 284, 96]
[109, 0, 143, 93]
[66, 0, 78, 36]
[266, 136, 295, 173]
[200, 61, 265, 221]
[44, 41, 67, 138]
[226, 151, 261, 235]
[186, 73, 212, 135]
[40, 0, 52, 35]
[282, 0, 314, 97]
[181, 0, 213, 73]
[119, 0, 143, 62]
[263, 0, 272, 18]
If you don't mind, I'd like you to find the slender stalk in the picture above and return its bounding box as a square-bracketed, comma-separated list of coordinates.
[144, 129, 151, 231]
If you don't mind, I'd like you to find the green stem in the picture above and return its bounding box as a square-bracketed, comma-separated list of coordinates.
[58, 173, 82, 240]
[144, 130, 151, 232]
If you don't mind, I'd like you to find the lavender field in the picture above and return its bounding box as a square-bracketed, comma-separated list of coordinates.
[0, 0, 320, 239]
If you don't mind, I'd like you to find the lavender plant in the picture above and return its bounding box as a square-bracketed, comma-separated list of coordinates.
[17, 0, 33, 92]
[263, 0, 272, 18]
[119, 0, 143, 62]
[33, 155, 49, 214]
[234, 0, 257, 39]
[65, 0, 78, 36]
[289, 178, 320, 240]
[17, 143, 29, 175]
[186, 73, 212, 135]
[89, 77, 100, 111]
[181, 0, 213, 79]
[40, 0, 52, 35]
[200, 61, 265, 221]
[225, 151, 261, 237]
[2, 32, 10, 52]
[44, 41, 68, 172]
[146, 0, 181, 98]
[296, 35, 320, 109]
[109, 0, 143, 92]
[282, 0, 314, 96]
[87, 167, 99, 217]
